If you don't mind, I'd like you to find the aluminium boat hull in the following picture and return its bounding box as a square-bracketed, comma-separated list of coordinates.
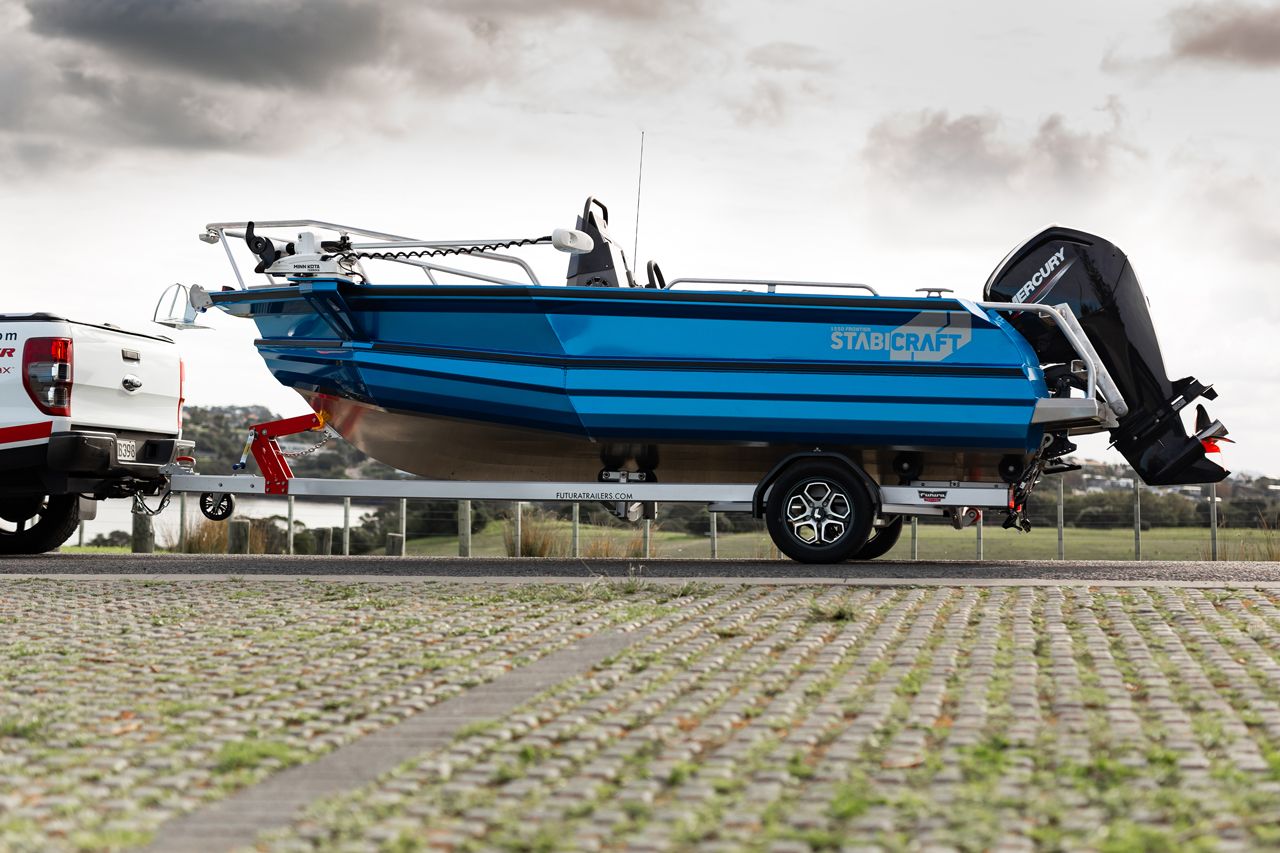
[210, 281, 1050, 483]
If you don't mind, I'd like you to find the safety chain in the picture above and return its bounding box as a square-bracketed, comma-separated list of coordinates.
[132, 490, 172, 517]
[280, 429, 333, 458]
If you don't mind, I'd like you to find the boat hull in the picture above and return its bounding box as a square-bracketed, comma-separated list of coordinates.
[212, 281, 1049, 483]
[302, 391, 1019, 484]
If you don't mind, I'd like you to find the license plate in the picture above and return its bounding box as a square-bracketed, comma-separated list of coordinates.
[116, 439, 137, 462]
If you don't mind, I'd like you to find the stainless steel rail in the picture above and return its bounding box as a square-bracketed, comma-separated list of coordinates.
[666, 277, 879, 295]
[204, 220, 541, 288]
[978, 301, 1129, 418]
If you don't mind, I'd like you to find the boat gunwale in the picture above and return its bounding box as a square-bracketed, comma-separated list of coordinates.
[208, 281, 970, 313]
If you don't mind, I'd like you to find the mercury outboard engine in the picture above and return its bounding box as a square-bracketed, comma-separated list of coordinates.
[985, 226, 1229, 485]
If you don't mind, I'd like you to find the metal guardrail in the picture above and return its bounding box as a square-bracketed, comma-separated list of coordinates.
[113, 480, 1240, 561]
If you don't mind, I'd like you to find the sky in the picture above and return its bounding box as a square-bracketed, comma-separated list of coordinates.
[1, 0, 1278, 475]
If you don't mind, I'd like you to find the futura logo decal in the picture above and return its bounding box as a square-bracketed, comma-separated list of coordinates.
[830, 311, 973, 362]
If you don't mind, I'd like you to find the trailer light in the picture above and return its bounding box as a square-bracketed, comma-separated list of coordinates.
[23, 336, 73, 417]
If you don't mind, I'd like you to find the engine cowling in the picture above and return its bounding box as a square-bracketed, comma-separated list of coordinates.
[984, 226, 1228, 485]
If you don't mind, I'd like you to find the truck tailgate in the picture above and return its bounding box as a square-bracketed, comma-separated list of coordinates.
[70, 323, 181, 436]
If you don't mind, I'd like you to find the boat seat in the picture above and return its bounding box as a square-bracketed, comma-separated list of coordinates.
[566, 197, 637, 287]
[645, 260, 665, 289]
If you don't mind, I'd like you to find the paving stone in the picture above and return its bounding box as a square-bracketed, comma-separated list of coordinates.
[8, 582, 1280, 852]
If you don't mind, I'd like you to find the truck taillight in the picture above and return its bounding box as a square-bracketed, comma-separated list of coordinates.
[23, 337, 73, 416]
[178, 358, 185, 428]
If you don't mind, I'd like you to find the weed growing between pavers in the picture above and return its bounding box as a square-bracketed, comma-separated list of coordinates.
[0, 578, 690, 851]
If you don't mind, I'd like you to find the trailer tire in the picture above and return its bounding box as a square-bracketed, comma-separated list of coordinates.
[0, 495, 80, 555]
[765, 461, 874, 563]
[850, 515, 904, 561]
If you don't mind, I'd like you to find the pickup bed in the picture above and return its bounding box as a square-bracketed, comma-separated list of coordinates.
[0, 313, 192, 553]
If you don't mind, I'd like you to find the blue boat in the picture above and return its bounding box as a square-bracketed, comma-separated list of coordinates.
[188, 198, 1228, 560]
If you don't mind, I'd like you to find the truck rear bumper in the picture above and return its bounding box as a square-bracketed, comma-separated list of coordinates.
[0, 431, 191, 497]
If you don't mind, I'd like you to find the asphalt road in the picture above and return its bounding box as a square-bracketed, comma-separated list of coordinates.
[2, 552, 1278, 583]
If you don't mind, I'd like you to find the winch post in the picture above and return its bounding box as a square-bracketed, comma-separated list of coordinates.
[247, 412, 327, 495]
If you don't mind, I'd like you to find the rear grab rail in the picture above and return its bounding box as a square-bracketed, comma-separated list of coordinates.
[978, 301, 1129, 418]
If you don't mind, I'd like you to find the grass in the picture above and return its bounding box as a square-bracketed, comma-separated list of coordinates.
[404, 519, 1277, 560]
[212, 738, 303, 774]
[0, 714, 45, 740]
[892, 522, 1278, 561]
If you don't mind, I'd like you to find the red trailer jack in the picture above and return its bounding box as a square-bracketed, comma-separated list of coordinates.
[233, 411, 329, 495]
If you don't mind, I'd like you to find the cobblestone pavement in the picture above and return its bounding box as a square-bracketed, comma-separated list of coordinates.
[0, 578, 675, 851]
[5, 553, 1280, 583]
[5, 581, 1280, 851]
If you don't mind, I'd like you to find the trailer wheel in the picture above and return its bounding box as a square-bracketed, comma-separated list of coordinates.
[0, 495, 79, 554]
[200, 492, 236, 521]
[850, 515, 904, 561]
[764, 461, 873, 563]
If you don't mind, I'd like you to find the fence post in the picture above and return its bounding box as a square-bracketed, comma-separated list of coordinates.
[131, 512, 155, 554]
[286, 495, 294, 556]
[1057, 476, 1065, 561]
[385, 533, 405, 556]
[1133, 477, 1142, 561]
[572, 503, 581, 558]
[911, 517, 918, 560]
[77, 520, 84, 547]
[459, 500, 472, 557]
[710, 511, 718, 558]
[1210, 482, 1219, 561]
[398, 498, 407, 549]
[643, 518, 652, 558]
[975, 512, 984, 561]
[179, 492, 188, 553]
[227, 519, 250, 554]
[317, 526, 333, 556]
[513, 501, 523, 557]
[342, 497, 351, 556]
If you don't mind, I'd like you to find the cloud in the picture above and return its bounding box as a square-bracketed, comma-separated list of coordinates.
[1103, 2, 1280, 73]
[724, 41, 834, 127]
[861, 101, 1142, 195]
[1168, 1, 1280, 67]
[26, 0, 388, 90]
[1175, 157, 1280, 263]
[745, 41, 837, 73]
[0, 0, 710, 173]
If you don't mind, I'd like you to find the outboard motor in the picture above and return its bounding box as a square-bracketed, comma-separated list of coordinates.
[985, 226, 1229, 485]
[565, 197, 637, 288]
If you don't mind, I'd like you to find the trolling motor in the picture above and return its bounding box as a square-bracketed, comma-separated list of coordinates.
[985, 226, 1229, 486]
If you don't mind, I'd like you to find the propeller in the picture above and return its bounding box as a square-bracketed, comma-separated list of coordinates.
[1194, 404, 1233, 454]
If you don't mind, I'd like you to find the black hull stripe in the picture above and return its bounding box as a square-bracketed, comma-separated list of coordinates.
[257, 338, 1029, 379]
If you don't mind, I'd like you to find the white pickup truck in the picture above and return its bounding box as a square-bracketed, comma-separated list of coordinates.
[0, 314, 192, 553]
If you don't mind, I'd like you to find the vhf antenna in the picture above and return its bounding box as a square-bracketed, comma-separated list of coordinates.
[633, 130, 645, 263]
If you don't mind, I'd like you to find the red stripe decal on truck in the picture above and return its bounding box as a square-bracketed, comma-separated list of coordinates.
[0, 421, 53, 445]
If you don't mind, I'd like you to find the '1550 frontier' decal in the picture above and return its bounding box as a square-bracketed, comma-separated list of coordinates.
[830, 311, 972, 362]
